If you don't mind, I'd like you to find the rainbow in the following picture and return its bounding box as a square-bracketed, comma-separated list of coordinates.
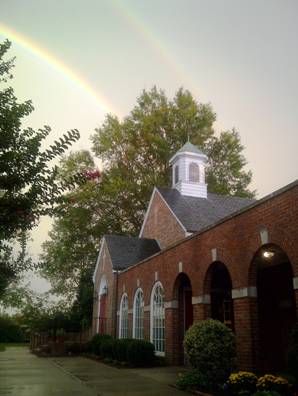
[110, 0, 196, 94]
[0, 23, 118, 116]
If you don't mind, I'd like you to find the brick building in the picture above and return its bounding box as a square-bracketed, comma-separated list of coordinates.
[93, 142, 298, 371]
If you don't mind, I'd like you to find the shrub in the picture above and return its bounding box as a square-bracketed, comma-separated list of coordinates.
[288, 321, 298, 380]
[89, 334, 113, 355]
[113, 338, 134, 362]
[0, 316, 24, 343]
[65, 342, 81, 355]
[257, 374, 291, 395]
[226, 371, 258, 395]
[0, 344, 5, 352]
[176, 371, 209, 392]
[184, 319, 237, 390]
[126, 339, 155, 367]
[100, 339, 115, 358]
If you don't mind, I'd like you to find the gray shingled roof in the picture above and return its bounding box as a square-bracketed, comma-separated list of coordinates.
[157, 187, 255, 232]
[177, 141, 206, 156]
[104, 235, 160, 270]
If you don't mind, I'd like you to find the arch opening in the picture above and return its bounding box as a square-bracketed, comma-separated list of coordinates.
[210, 262, 234, 329]
[173, 273, 193, 364]
[253, 244, 297, 371]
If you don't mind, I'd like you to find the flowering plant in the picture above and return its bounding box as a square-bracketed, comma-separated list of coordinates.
[226, 371, 258, 394]
[257, 374, 291, 395]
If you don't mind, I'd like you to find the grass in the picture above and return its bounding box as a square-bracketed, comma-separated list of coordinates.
[0, 342, 29, 350]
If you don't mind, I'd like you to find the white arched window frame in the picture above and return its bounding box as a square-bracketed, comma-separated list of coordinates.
[189, 162, 200, 182]
[96, 275, 108, 333]
[174, 165, 179, 184]
[150, 281, 165, 355]
[133, 288, 144, 339]
[119, 293, 128, 339]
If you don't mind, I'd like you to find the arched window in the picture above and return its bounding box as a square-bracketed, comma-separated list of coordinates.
[97, 275, 108, 334]
[174, 165, 179, 184]
[150, 282, 165, 354]
[189, 162, 200, 182]
[119, 293, 128, 338]
[133, 288, 144, 339]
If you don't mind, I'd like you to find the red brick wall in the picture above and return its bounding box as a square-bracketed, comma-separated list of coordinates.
[116, 183, 298, 369]
[141, 189, 186, 248]
[92, 240, 117, 337]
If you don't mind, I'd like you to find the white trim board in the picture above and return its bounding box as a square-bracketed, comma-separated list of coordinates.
[92, 237, 105, 283]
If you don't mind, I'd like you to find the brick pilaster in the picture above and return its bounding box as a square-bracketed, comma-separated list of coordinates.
[193, 303, 211, 322]
[165, 307, 179, 364]
[233, 297, 259, 370]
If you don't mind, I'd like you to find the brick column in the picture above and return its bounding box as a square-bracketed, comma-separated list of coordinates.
[192, 294, 211, 322]
[165, 301, 179, 365]
[232, 287, 259, 371]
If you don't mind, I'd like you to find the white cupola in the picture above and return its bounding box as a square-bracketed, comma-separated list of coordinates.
[169, 141, 208, 198]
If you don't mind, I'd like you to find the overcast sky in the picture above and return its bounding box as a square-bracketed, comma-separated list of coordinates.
[1, 0, 297, 292]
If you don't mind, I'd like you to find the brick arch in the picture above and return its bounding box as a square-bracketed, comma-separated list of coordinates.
[249, 242, 297, 371]
[203, 260, 233, 294]
[242, 225, 297, 286]
[192, 243, 239, 295]
[172, 272, 193, 300]
[202, 261, 234, 329]
[170, 272, 193, 365]
[248, 241, 296, 286]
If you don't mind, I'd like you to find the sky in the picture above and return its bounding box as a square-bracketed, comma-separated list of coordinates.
[1, 0, 297, 293]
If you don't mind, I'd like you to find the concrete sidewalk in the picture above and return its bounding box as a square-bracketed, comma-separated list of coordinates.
[0, 347, 187, 395]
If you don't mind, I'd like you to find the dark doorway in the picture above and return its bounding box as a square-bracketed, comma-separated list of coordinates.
[255, 245, 296, 371]
[174, 273, 193, 364]
[209, 262, 234, 329]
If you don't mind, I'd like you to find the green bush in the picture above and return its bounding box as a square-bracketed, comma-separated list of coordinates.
[126, 339, 155, 367]
[0, 344, 5, 352]
[176, 371, 209, 392]
[288, 321, 298, 380]
[0, 316, 24, 343]
[113, 338, 134, 362]
[100, 339, 115, 358]
[184, 319, 237, 390]
[89, 334, 113, 355]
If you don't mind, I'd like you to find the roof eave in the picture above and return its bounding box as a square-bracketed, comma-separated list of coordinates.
[169, 151, 208, 164]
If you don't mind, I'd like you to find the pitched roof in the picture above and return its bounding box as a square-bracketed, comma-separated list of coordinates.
[177, 141, 206, 156]
[157, 187, 255, 232]
[104, 235, 161, 270]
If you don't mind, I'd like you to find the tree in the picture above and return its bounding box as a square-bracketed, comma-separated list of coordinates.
[41, 87, 254, 301]
[39, 151, 100, 300]
[0, 40, 80, 297]
[91, 87, 254, 231]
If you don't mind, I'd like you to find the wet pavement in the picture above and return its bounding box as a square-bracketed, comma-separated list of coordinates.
[0, 347, 187, 395]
